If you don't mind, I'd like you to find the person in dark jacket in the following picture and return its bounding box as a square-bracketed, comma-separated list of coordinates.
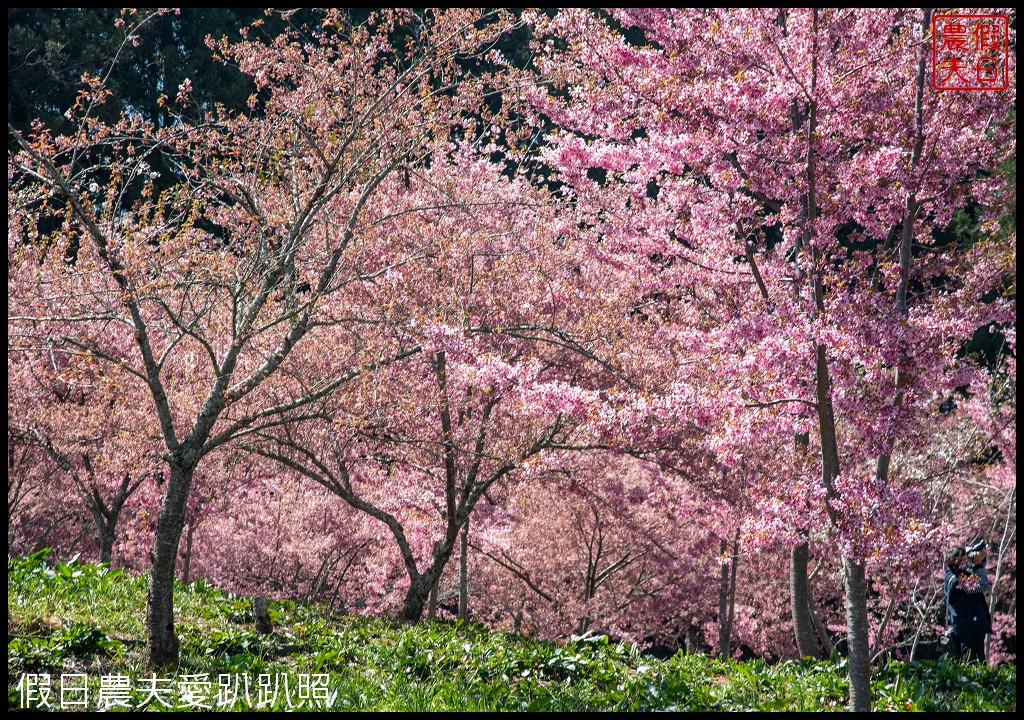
[943, 542, 992, 663]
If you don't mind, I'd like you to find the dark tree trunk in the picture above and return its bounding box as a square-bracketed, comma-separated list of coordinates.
[718, 538, 730, 659]
[398, 541, 456, 622]
[844, 558, 871, 712]
[817, 347, 871, 709]
[399, 575, 434, 622]
[817, 335, 870, 709]
[146, 462, 194, 667]
[809, 583, 836, 656]
[181, 522, 196, 584]
[717, 533, 740, 660]
[790, 540, 820, 657]
[98, 528, 115, 565]
[725, 534, 739, 659]
[427, 578, 439, 620]
[86, 493, 116, 566]
[253, 595, 273, 634]
[427, 540, 441, 619]
[790, 432, 820, 659]
[458, 518, 469, 621]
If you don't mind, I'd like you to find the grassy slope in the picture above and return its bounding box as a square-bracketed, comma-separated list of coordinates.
[7, 551, 1016, 712]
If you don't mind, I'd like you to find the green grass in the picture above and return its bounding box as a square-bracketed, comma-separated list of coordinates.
[7, 550, 1016, 712]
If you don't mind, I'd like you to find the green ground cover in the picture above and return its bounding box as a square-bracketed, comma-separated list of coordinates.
[8, 551, 1015, 712]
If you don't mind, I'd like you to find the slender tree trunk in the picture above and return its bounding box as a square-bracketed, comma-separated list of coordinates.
[718, 535, 739, 661]
[847, 8, 931, 705]
[718, 538, 730, 659]
[726, 533, 739, 659]
[458, 518, 470, 621]
[426, 540, 441, 619]
[844, 558, 871, 711]
[98, 527, 115, 566]
[395, 348, 460, 624]
[987, 484, 1014, 663]
[791, 539, 820, 657]
[809, 582, 836, 656]
[803, 10, 869, 707]
[790, 433, 819, 658]
[427, 581, 439, 620]
[818, 346, 871, 710]
[181, 522, 196, 585]
[146, 462, 194, 667]
[253, 595, 273, 634]
[871, 598, 897, 662]
[87, 502, 116, 565]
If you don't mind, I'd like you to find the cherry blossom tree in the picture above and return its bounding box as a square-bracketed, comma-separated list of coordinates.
[8, 354, 158, 564]
[7, 434, 93, 560]
[469, 455, 710, 644]
[242, 147, 645, 620]
[526, 7, 1015, 709]
[8, 8, 526, 665]
[177, 468, 382, 608]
